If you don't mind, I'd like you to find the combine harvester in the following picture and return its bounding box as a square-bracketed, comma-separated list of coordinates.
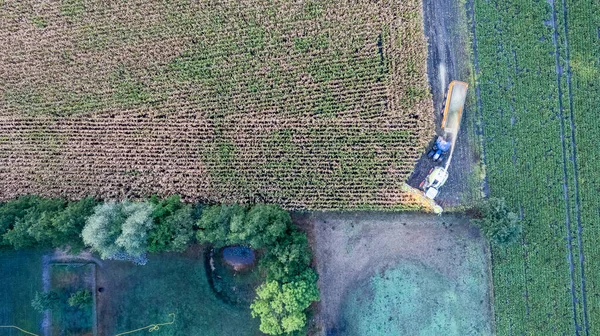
[421, 80, 468, 199]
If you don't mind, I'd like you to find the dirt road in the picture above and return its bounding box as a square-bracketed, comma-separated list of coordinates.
[407, 0, 481, 207]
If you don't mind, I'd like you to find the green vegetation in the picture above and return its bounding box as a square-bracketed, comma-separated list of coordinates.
[470, 198, 522, 245]
[473, 0, 600, 333]
[0, 196, 97, 251]
[0, 196, 318, 335]
[197, 203, 318, 334]
[81, 201, 154, 259]
[251, 269, 319, 335]
[31, 291, 59, 313]
[68, 290, 92, 309]
[147, 195, 195, 252]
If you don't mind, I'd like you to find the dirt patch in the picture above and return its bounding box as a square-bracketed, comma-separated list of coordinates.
[296, 212, 492, 335]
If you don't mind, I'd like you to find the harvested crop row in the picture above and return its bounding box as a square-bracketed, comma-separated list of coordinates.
[0, 0, 433, 209]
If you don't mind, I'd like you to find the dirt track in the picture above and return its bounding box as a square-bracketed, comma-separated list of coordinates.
[295, 212, 493, 335]
[407, 0, 481, 207]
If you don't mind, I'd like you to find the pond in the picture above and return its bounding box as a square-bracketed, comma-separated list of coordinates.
[222, 246, 256, 271]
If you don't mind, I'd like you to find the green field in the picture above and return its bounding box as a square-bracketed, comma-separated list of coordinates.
[473, 0, 600, 334]
[0, 249, 261, 336]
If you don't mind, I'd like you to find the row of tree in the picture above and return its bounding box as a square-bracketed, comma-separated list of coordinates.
[0, 195, 318, 335]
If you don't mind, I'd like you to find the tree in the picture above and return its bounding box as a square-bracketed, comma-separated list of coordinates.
[82, 201, 126, 259]
[470, 197, 522, 245]
[50, 197, 99, 253]
[31, 290, 59, 313]
[251, 269, 320, 335]
[115, 202, 154, 257]
[229, 204, 290, 249]
[0, 197, 97, 251]
[148, 195, 195, 252]
[82, 201, 154, 259]
[196, 204, 246, 247]
[3, 197, 66, 249]
[260, 230, 311, 282]
[0, 196, 40, 245]
[68, 290, 92, 309]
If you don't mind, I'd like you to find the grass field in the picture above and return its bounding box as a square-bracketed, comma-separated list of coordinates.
[0, 250, 44, 336]
[472, 0, 600, 334]
[97, 248, 261, 336]
[0, 0, 433, 210]
[0, 249, 261, 336]
[342, 259, 490, 336]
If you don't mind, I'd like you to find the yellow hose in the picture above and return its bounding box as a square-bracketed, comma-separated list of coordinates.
[115, 313, 176, 336]
[0, 325, 39, 336]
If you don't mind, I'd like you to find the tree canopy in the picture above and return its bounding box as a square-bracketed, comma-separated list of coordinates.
[470, 197, 522, 245]
[251, 269, 320, 335]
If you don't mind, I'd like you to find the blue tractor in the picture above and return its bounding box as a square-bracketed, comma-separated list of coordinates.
[427, 136, 451, 162]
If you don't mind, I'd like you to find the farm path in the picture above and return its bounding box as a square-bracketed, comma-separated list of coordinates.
[407, 0, 479, 207]
[294, 212, 493, 335]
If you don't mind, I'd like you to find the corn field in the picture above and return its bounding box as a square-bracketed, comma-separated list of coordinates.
[0, 0, 433, 210]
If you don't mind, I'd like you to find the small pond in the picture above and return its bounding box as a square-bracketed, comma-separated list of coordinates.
[222, 246, 256, 271]
[206, 246, 261, 306]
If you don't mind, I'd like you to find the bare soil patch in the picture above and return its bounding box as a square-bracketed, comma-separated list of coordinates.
[295, 212, 492, 335]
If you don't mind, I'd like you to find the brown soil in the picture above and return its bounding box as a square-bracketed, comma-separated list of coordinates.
[294, 211, 492, 335]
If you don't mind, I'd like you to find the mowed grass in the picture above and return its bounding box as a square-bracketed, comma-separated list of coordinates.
[0, 0, 433, 210]
[97, 249, 261, 336]
[473, 0, 600, 334]
[0, 250, 45, 336]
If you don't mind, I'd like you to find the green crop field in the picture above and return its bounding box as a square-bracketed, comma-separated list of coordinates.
[472, 0, 600, 334]
[0, 0, 433, 210]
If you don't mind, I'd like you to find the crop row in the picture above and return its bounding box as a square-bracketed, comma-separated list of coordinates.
[0, 0, 432, 209]
[474, 0, 599, 333]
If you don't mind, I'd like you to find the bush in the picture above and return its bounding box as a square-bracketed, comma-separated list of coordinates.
[470, 197, 522, 245]
[148, 195, 195, 252]
[68, 290, 93, 309]
[31, 290, 60, 313]
[251, 269, 320, 335]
